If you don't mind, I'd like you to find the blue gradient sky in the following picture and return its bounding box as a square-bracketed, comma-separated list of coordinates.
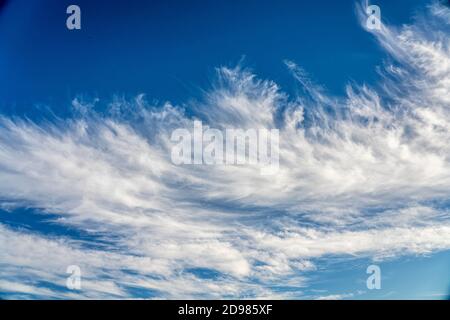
[0, 0, 449, 300]
[0, 0, 426, 111]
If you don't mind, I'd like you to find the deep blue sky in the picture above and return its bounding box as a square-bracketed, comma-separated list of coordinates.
[0, 0, 427, 116]
[2, 0, 449, 300]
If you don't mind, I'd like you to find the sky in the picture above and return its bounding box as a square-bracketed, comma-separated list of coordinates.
[0, 0, 450, 299]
